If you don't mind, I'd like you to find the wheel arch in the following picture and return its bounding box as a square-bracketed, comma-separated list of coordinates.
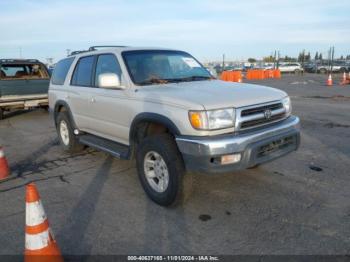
[53, 100, 77, 129]
[129, 112, 181, 158]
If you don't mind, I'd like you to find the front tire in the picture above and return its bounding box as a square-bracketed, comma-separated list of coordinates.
[136, 134, 192, 206]
[56, 111, 83, 153]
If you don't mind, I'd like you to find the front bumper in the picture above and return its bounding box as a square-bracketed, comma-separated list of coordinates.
[176, 115, 300, 174]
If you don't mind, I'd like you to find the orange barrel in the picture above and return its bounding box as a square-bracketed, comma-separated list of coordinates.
[220, 71, 227, 81]
[273, 69, 281, 78]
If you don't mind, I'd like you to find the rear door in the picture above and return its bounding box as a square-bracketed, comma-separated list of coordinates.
[67, 55, 96, 131]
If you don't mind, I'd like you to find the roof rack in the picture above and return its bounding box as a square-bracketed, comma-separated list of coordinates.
[68, 46, 128, 57]
[69, 50, 89, 56]
[88, 45, 128, 51]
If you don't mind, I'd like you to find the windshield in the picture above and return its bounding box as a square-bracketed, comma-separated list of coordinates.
[122, 50, 212, 86]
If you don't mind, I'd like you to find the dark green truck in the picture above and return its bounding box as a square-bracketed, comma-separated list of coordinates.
[0, 59, 50, 119]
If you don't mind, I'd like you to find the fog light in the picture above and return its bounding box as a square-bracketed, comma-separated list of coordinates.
[221, 153, 241, 165]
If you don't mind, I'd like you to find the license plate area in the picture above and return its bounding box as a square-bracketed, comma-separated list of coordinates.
[24, 100, 39, 107]
[257, 135, 295, 158]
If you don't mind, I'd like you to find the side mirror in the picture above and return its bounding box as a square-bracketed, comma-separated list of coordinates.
[98, 73, 122, 89]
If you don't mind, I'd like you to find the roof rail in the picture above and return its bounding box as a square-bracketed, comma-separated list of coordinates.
[68, 46, 128, 57]
[88, 45, 128, 51]
[69, 50, 89, 56]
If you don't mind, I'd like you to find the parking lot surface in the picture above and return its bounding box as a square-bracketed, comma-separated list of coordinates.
[0, 74, 349, 255]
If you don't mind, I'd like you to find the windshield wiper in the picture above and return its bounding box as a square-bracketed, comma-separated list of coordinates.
[166, 76, 213, 83]
[138, 78, 169, 85]
[138, 76, 213, 85]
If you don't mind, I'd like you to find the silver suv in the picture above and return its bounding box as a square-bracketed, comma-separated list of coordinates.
[49, 46, 300, 206]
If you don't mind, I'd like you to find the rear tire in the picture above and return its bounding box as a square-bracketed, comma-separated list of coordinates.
[0, 108, 3, 120]
[56, 111, 83, 153]
[136, 134, 192, 207]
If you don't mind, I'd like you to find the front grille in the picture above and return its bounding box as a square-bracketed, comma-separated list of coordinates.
[237, 102, 287, 130]
[241, 112, 285, 129]
[241, 103, 283, 117]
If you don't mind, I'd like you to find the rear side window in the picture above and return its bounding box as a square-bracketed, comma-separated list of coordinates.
[1, 64, 49, 80]
[71, 56, 95, 86]
[51, 57, 74, 85]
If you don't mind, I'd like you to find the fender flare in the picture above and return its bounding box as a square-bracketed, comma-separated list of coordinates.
[129, 112, 181, 145]
[53, 100, 77, 129]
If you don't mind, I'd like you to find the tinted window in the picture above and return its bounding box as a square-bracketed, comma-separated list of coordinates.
[51, 57, 74, 85]
[95, 54, 122, 86]
[71, 56, 95, 86]
[122, 50, 211, 85]
[1, 64, 49, 80]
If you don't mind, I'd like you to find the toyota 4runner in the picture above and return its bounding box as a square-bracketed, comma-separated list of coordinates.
[49, 46, 300, 206]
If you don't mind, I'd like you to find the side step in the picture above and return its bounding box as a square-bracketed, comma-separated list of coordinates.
[79, 134, 130, 159]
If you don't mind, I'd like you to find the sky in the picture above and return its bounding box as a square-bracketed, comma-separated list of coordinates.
[0, 0, 349, 63]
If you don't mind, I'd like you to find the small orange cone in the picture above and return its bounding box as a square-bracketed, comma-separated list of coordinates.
[340, 72, 345, 85]
[25, 183, 64, 262]
[0, 147, 10, 180]
[327, 74, 333, 86]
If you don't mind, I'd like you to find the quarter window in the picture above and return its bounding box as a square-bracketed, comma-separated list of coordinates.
[51, 57, 74, 85]
[95, 54, 122, 86]
[71, 56, 95, 86]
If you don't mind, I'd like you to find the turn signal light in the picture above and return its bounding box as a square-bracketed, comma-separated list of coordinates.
[189, 112, 204, 129]
[221, 154, 241, 165]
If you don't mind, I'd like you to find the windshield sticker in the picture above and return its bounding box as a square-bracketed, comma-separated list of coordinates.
[182, 57, 201, 68]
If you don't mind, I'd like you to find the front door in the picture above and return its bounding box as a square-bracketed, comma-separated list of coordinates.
[87, 54, 130, 145]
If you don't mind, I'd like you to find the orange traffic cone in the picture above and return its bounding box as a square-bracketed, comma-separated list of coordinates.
[0, 147, 10, 180]
[25, 183, 64, 262]
[340, 72, 349, 86]
[327, 74, 333, 86]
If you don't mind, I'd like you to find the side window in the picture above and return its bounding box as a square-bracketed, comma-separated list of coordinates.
[94, 54, 122, 86]
[51, 57, 74, 85]
[71, 56, 95, 86]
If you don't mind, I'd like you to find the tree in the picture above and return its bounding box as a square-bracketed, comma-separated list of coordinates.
[282, 55, 296, 62]
[315, 52, 319, 60]
[340, 55, 344, 60]
[248, 58, 256, 63]
[298, 52, 304, 62]
[305, 52, 311, 61]
[319, 53, 323, 60]
[263, 56, 275, 62]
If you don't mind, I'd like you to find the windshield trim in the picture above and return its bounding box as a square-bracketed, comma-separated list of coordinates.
[121, 49, 211, 86]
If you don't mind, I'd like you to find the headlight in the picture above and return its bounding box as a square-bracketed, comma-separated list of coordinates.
[189, 108, 235, 130]
[282, 96, 292, 115]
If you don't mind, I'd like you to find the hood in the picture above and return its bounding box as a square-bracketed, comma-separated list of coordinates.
[136, 80, 288, 110]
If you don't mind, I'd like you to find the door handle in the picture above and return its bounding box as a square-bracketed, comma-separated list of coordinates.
[90, 97, 96, 103]
[65, 95, 70, 99]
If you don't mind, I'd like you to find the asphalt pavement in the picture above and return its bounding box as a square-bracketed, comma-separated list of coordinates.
[0, 73, 349, 255]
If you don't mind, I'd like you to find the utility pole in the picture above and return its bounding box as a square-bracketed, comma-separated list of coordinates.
[330, 46, 335, 74]
[222, 54, 225, 72]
